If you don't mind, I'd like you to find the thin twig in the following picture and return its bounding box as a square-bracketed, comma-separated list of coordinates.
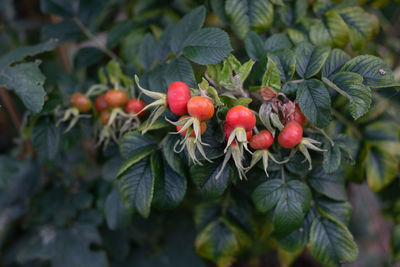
[0, 87, 22, 131]
[73, 17, 123, 66]
[330, 108, 362, 139]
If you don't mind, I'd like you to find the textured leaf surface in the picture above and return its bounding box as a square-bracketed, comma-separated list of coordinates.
[118, 157, 154, 218]
[309, 10, 349, 48]
[0, 62, 46, 112]
[296, 79, 331, 127]
[295, 43, 330, 78]
[325, 72, 371, 119]
[183, 28, 232, 65]
[308, 167, 347, 201]
[340, 55, 396, 88]
[309, 216, 358, 266]
[170, 6, 206, 54]
[190, 159, 230, 198]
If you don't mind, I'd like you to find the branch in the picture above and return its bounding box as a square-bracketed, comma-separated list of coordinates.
[73, 17, 123, 66]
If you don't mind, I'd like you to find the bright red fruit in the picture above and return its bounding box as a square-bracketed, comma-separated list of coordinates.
[125, 98, 146, 118]
[293, 103, 306, 126]
[70, 92, 92, 113]
[104, 90, 128, 108]
[100, 109, 111, 124]
[187, 96, 214, 121]
[249, 130, 274, 150]
[95, 95, 108, 113]
[225, 105, 256, 131]
[167, 81, 191, 115]
[176, 116, 206, 137]
[223, 124, 252, 141]
[278, 121, 303, 148]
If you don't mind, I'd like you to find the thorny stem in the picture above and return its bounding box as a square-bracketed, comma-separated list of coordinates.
[330, 108, 362, 139]
[73, 17, 123, 66]
[281, 165, 286, 184]
[221, 185, 231, 216]
[283, 79, 305, 86]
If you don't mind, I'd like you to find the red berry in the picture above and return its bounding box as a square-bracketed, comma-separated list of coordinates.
[167, 81, 191, 115]
[95, 95, 108, 113]
[187, 96, 214, 121]
[278, 121, 303, 148]
[125, 98, 146, 118]
[249, 130, 274, 150]
[225, 105, 256, 131]
[70, 92, 92, 113]
[100, 109, 111, 124]
[293, 103, 306, 126]
[104, 90, 128, 108]
[223, 124, 252, 141]
[176, 116, 206, 137]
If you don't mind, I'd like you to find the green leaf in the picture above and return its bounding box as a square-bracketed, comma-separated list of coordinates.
[391, 225, 400, 262]
[249, 0, 274, 33]
[287, 28, 309, 45]
[309, 216, 358, 266]
[264, 33, 292, 53]
[322, 141, 341, 174]
[164, 57, 196, 88]
[309, 10, 349, 48]
[0, 62, 46, 113]
[268, 49, 296, 82]
[170, 6, 206, 54]
[138, 33, 156, 70]
[118, 157, 154, 218]
[252, 179, 284, 213]
[273, 196, 303, 234]
[0, 38, 58, 70]
[183, 28, 232, 65]
[225, 0, 274, 39]
[74, 47, 104, 69]
[252, 179, 311, 233]
[322, 48, 350, 78]
[195, 217, 252, 266]
[277, 209, 317, 252]
[190, 159, 230, 198]
[211, 0, 229, 23]
[106, 20, 135, 49]
[40, 0, 77, 17]
[41, 20, 81, 43]
[307, 166, 347, 201]
[366, 146, 399, 192]
[296, 79, 331, 128]
[154, 23, 174, 62]
[295, 43, 330, 78]
[279, 0, 308, 26]
[338, 7, 378, 51]
[162, 134, 186, 177]
[340, 55, 397, 88]
[225, 0, 250, 39]
[17, 224, 107, 267]
[32, 117, 61, 160]
[105, 187, 133, 230]
[315, 198, 352, 225]
[151, 152, 187, 209]
[244, 31, 265, 61]
[325, 72, 372, 119]
[118, 131, 157, 176]
[261, 56, 281, 91]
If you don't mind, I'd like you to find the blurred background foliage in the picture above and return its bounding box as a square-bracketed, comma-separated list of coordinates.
[0, 0, 400, 266]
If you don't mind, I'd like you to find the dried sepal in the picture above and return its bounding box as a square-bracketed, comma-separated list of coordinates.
[298, 137, 327, 170]
[224, 127, 249, 153]
[56, 107, 91, 133]
[173, 137, 212, 165]
[134, 75, 167, 133]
